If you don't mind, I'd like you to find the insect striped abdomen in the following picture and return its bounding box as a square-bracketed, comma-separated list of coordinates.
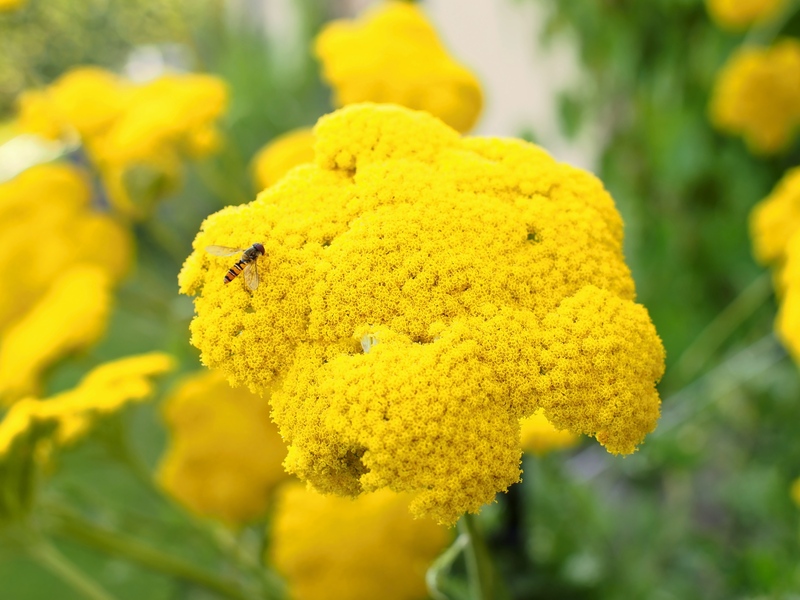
[224, 260, 247, 283]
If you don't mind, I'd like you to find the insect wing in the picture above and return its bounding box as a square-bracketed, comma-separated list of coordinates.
[206, 245, 244, 257]
[243, 261, 259, 291]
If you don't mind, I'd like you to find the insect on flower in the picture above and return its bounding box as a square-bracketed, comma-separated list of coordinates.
[206, 243, 265, 290]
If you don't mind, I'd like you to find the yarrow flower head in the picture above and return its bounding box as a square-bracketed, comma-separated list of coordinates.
[157, 369, 290, 526]
[17, 67, 228, 218]
[705, 0, 785, 30]
[0, 353, 174, 521]
[710, 40, 800, 154]
[0, 163, 131, 403]
[179, 103, 665, 524]
[252, 128, 316, 191]
[520, 409, 580, 456]
[315, 1, 483, 133]
[751, 167, 800, 359]
[270, 483, 449, 600]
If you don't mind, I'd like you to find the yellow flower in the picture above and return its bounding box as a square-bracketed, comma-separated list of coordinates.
[0, 353, 174, 520]
[270, 483, 449, 600]
[520, 409, 580, 456]
[0, 163, 131, 403]
[96, 73, 228, 167]
[252, 128, 316, 191]
[179, 103, 665, 524]
[749, 168, 800, 359]
[706, 0, 785, 30]
[751, 167, 800, 267]
[0, 266, 111, 402]
[0, 0, 26, 12]
[710, 40, 800, 154]
[157, 370, 289, 526]
[16, 68, 229, 219]
[315, 2, 482, 133]
[16, 67, 128, 143]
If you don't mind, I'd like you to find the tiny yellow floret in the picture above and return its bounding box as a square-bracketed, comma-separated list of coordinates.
[270, 483, 449, 600]
[315, 1, 483, 133]
[180, 103, 665, 524]
[252, 128, 316, 191]
[710, 40, 800, 154]
[706, 0, 785, 30]
[157, 369, 290, 526]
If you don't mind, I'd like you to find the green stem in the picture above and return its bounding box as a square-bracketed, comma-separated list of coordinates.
[28, 538, 119, 600]
[426, 533, 470, 600]
[49, 512, 252, 600]
[745, 0, 800, 46]
[458, 514, 496, 600]
[670, 271, 773, 386]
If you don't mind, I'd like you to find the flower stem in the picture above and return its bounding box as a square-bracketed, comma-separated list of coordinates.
[49, 511, 254, 600]
[426, 532, 470, 600]
[458, 513, 496, 600]
[27, 538, 119, 600]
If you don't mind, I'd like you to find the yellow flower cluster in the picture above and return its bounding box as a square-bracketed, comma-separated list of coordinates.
[0, 353, 173, 520]
[706, 0, 785, 30]
[0, 163, 131, 403]
[270, 483, 449, 600]
[157, 369, 289, 526]
[17, 67, 228, 218]
[791, 477, 800, 507]
[751, 168, 800, 358]
[710, 40, 800, 154]
[520, 409, 580, 456]
[315, 1, 482, 133]
[180, 103, 665, 524]
[252, 128, 316, 191]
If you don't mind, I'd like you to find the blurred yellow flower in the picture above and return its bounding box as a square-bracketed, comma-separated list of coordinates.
[0, 163, 131, 403]
[179, 103, 664, 524]
[710, 40, 800, 154]
[16, 68, 229, 219]
[270, 483, 449, 600]
[706, 0, 785, 30]
[252, 128, 315, 191]
[520, 409, 580, 456]
[0, 266, 111, 402]
[0, 353, 173, 520]
[315, 1, 482, 133]
[157, 369, 289, 526]
[751, 166, 800, 268]
[750, 168, 800, 359]
[17, 67, 128, 143]
[0, 0, 26, 12]
[96, 73, 227, 167]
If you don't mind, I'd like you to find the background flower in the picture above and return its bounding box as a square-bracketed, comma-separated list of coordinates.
[270, 483, 449, 600]
[710, 40, 800, 154]
[157, 369, 290, 526]
[315, 1, 483, 133]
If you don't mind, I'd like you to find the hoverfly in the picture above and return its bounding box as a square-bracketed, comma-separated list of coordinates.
[206, 243, 265, 290]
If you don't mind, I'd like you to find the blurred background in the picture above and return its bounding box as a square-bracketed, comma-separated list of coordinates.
[2, 0, 800, 599]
